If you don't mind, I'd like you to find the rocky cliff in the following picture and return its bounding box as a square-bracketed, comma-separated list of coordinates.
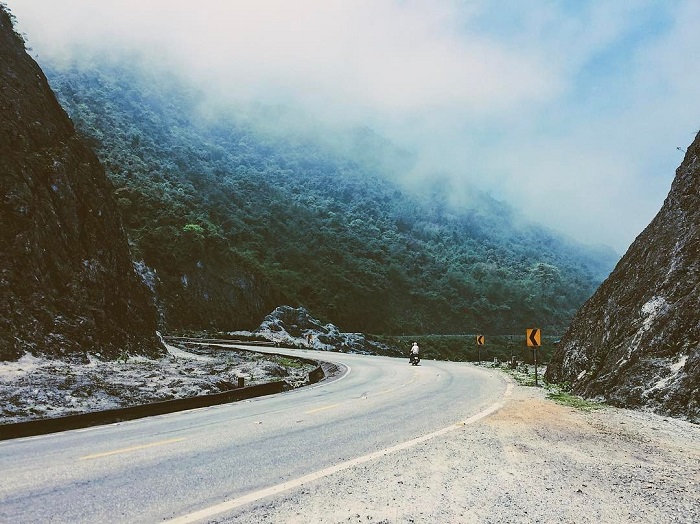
[0, 7, 163, 361]
[151, 251, 287, 333]
[546, 133, 700, 422]
[232, 306, 400, 356]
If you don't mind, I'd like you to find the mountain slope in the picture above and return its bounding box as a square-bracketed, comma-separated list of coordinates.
[40, 60, 617, 335]
[0, 8, 162, 361]
[546, 133, 700, 422]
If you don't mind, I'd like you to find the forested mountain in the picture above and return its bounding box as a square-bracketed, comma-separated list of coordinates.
[41, 61, 617, 335]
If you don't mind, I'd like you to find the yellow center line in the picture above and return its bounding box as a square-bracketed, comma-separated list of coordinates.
[305, 371, 422, 413]
[79, 437, 187, 461]
[304, 403, 340, 414]
[375, 371, 421, 397]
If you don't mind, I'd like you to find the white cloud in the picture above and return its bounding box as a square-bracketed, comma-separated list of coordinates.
[9, 1, 556, 114]
[7, 0, 700, 252]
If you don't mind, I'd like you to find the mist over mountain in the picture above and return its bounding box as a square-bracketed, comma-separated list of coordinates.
[10, 1, 699, 254]
[38, 58, 618, 335]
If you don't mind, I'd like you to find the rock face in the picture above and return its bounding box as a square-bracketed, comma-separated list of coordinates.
[149, 253, 286, 333]
[236, 306, 397, 355]
[546, 133, 700, 422]
[0, 8, 163, 361]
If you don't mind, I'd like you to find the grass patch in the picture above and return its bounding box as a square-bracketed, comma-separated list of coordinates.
[546, 390, 605, 412]
[496, 362, 544, 387]
[501, 367, 539, 387]
[272, 356, 309, 369]
[496, 364, 606, 412]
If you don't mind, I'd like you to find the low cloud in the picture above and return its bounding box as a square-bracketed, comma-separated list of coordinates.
[8, 0, 700, 251]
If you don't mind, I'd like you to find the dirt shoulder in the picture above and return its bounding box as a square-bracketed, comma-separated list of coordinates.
[224, 375, 700, 524]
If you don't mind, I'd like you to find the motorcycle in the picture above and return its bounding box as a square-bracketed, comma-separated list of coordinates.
[409, 353, 420, 366]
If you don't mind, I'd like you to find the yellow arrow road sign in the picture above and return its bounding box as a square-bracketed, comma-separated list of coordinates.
[476, 335, 485, 346]
[526, 328, 541, 348]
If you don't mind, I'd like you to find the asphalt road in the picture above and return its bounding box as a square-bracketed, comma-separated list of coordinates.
[0, 346, 508, 523]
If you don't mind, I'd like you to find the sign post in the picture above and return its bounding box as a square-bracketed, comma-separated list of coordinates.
[526, 328, 541, 386]
[476, 335, 484, 365]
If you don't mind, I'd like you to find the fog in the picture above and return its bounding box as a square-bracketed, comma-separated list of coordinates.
[7, 0, 700, 252]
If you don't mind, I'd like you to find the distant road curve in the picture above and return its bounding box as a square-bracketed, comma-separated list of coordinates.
[0, 345, 508, 524]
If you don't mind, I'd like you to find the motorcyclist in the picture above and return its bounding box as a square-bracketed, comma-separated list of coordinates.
[409, 342, 420, 364]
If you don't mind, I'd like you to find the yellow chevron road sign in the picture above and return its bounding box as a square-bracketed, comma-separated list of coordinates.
[526, 328, 541, 348]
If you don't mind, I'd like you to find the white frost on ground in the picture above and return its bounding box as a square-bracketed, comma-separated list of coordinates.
[0, 353, 44, 378]
[0, 344, 317, 424]
[671, 354, 688, 373]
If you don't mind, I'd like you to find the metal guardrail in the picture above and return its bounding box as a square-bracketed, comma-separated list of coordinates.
[0, 339, 345, 441]
[164, 336, 273, 346]
[0, 381, 288, 441]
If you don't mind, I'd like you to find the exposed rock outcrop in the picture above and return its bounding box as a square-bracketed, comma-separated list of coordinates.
[546, 132, 700, 422]
[0, 7, 162, 361]
[233, 306, 398, 355]
[150, 252, 286, 333]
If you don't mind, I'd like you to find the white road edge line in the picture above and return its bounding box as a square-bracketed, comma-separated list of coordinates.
[164, 380, 514, 524]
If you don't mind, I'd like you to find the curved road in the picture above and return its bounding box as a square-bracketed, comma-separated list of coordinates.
[0, 345, 508, 523]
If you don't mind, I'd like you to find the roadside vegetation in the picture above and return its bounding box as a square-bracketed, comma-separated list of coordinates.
[494, 359, 606, 412]
[545, 388, 605, 412]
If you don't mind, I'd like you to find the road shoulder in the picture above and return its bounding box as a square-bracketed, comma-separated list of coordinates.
[222, 379, 700, 524]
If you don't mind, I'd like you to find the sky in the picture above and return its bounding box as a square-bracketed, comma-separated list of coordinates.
[6, 0, 700, 253]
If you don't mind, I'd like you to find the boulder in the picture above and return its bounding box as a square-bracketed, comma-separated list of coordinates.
[236, 305, 393, 355]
